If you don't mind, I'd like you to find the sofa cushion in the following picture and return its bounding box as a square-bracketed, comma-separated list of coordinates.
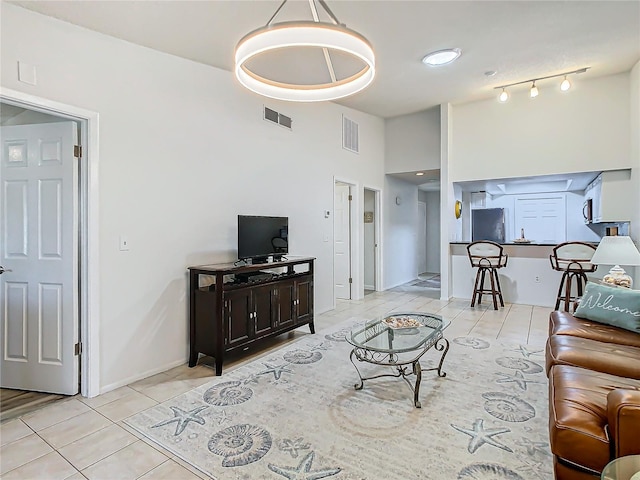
[546, 335, 640, 379]
[574, 282, 640, 333]
[548, 365, 640, 473]
[549, 311, 640, 348]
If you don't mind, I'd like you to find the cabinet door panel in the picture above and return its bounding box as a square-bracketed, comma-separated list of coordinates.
[253, 285, 275, 336]
[276, 281, 295, 328]
[296, 277, 313, 324]
[225, 289, 252, 346]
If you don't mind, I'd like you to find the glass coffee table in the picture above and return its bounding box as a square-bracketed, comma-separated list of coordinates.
[346, 312, 450, 408]
[602, 455, 640, 480]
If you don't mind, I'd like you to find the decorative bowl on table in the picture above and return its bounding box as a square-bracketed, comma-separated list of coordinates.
[382, 315, 422, 329]
[513, 238, 532, 244]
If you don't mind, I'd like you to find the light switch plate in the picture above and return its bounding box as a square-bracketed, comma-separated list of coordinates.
[119, 235, 130, 251]
[18, 61, 37, 85]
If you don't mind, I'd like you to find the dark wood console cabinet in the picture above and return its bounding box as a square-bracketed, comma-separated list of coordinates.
[188, 257, 315, 375]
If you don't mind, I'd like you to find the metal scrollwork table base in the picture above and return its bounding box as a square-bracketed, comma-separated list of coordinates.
[347, 313, 450, 408]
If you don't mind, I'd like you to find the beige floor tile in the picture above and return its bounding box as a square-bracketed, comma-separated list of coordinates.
[81, 440, 168, 480]
[21, 398, 91, 432]
[0, 419, 33, 446]
[58, 424, 138, 471]
[38, 409, 113, 449]
[79, 386, 137, 409]
[94, 390, 157, 423]
[64, 473, 87, 480]
[1, 451, 77, 480]
[0, 433, 53, 475]
[170, 455, 213, 480]
[138, 459, 203, 479]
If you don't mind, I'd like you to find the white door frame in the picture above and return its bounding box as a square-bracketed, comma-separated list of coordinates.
[333, 177, 360, 307]
[1, 87, 101, 398]
[364, 186, 382, 292]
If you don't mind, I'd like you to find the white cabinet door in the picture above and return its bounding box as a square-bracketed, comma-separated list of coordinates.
[1, 122, 79, 395]
[515, 195, 566, 244]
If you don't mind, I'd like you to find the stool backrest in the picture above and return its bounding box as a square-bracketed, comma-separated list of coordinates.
[550, 241, 597, 272]
[467, 241, 507, 268]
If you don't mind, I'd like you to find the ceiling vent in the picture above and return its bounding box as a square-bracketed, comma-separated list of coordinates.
[263, 106, 292, 130]
[342, 115, 359, 154]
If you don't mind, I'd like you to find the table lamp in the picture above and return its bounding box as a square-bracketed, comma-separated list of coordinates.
[590, 235, 640, 288]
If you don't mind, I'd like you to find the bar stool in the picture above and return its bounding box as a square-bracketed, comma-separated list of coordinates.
[549, 241, 597, 312]
[467, 241, 508, 310]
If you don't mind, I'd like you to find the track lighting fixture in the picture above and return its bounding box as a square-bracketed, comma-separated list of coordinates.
[494, 67, 588, 102]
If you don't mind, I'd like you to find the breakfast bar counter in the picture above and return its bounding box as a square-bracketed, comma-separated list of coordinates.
[450, 242, 601, 307]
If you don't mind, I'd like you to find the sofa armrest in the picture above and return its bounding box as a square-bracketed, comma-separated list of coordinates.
[607, 388, 640, 457]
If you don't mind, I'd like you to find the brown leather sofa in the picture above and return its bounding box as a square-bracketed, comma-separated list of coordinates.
[546, 311, 640, 479]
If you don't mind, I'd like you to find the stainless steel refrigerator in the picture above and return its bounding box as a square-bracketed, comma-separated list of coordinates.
[472, 208, 505, 243]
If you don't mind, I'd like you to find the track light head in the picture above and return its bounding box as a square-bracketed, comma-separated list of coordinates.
[498, 88, 509, 102]
[560, 76, 571, 91]
[530, 81, 539, 98]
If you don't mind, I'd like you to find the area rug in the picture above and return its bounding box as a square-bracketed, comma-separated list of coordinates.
[125, 318, 553, 479]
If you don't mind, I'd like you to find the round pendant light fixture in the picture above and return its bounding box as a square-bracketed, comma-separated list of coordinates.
[234, 0, 375, 102]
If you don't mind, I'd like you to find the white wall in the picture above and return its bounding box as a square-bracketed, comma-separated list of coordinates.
[451, 73, 631, 181]
[383, 176, 418, 288]
[385, 106, 440, 173]
[630, 60, 640, 281]
[0, 4, 385, 392]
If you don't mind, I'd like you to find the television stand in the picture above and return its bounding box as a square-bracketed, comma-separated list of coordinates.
[188, 256, 315, 375]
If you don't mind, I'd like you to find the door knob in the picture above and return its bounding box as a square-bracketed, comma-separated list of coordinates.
[0, 266, 12, 274]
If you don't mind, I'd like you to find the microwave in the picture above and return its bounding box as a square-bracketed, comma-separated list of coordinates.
[583, 198, 593, 224]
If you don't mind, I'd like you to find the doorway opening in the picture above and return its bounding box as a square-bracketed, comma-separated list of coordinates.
[364, 187, 380, 295]
[415, 189, 441, 291]
[0, 90, 99, 411]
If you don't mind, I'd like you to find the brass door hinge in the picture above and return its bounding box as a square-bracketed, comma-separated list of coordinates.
[74, 343, 82, 356]
[74, 145, 82, 158]
[348, 278, 353, 284]
[348, 194, 353, 201]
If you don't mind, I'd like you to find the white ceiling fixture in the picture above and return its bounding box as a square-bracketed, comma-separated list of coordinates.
[234, 0, 375, 102]
[495, 67, 589, 102]
[421, 48, 461, 66]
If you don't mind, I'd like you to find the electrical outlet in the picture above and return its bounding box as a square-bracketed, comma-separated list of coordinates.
[535, 276, 541, 283]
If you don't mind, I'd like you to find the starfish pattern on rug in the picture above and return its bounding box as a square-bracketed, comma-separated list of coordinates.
[516, 437, 550, 456]
[211, 409, 236, 426]
[451, 418, 513, 453]
[509, 345, 543, 358]
[151, 405, 208, 436]
[309, 342, 330, 351]
[496, 370, 541, 390]
[268, 451, 341, 479]
[278, 437, 311, 458]
[258, 362, 293, 380]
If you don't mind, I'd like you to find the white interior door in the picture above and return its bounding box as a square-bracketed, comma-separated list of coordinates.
[1, 121, 79, 395]
[515, 195, 566, 244]
[417, 201, 427, 275]
[334, 183, 351, 300]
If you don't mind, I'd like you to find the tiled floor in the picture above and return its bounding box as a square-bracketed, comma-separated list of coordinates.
[0, 284, 552, 480]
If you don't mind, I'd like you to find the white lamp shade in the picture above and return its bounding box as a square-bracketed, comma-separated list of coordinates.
[590, 236, 640, 266]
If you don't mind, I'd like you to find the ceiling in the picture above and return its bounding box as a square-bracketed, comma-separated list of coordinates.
[9, 1, 640, 118]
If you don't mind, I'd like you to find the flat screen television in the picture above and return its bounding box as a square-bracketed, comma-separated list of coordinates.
[238, 215, 288, 263]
